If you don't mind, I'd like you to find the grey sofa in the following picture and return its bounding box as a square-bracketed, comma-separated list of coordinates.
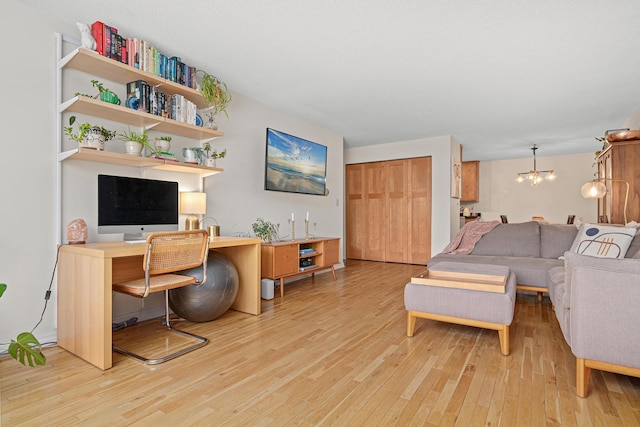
[429, 221, 581, 298]
[548, 251, 640, 396]
[428, 220, 640, 396]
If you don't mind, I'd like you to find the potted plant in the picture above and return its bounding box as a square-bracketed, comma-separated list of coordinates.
[74, 79, 120, 105]
[154, 135, 172, 153]
[0, 283, 46, 367]
[64, 116, 116, 150]
[197, 70, 231, 130]
[118, 127, 155, 156]
[252, 218, 278, 242]
[202, 142, 227, 167]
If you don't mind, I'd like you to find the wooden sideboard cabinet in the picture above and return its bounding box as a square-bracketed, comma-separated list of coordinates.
[261, 237, 340, 297]
[461, 160, 480, 203]
[596, 140, 640, 224]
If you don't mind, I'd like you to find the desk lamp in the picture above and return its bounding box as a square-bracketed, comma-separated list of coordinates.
[180, 192, 207, 230]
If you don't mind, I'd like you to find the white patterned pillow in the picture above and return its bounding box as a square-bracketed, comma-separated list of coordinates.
[569, 223, 636, 259]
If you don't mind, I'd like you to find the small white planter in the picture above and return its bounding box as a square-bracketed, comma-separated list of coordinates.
[154, 138, 171, 153]
[124, 140, 144, 156]
[79, 127, 106, 150]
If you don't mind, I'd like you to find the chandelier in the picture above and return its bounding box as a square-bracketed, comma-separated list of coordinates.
[515, 145, 556, 187]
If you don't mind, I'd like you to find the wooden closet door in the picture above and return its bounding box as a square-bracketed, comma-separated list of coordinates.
[408, 157, 432, 264]
[385, 160, 408, 263]
[364, 162, 386, 261]
[346, 164, 365, 259]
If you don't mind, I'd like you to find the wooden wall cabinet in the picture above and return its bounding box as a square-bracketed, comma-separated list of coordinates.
[596, 140, 640, 224]
[261, 237, 340, 297]
[461, 160, 479, 203]
[346, 157, 432, 265]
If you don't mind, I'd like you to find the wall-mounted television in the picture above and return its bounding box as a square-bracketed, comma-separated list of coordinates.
[264, 128, 328, 196]
[98, 174, 179, 242]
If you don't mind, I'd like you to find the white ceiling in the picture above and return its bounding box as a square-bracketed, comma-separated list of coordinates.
[13, 0, 640, 161]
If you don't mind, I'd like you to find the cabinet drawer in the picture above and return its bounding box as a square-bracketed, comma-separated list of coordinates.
[322, 239, 340, 266]
[261, 244, 298, 278]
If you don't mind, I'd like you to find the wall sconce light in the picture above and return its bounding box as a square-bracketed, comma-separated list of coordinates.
[180, 192, 207, 230]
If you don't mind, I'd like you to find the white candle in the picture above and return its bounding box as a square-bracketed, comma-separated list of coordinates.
[306, 211, 309, 221]
[291, 212, 294, 221]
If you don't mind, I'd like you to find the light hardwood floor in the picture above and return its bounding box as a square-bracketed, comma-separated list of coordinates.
[2, 260, 639, 426]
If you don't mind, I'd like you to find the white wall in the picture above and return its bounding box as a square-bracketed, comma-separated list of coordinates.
[0, 1, 343, 346]
[463, 152, 598, 224]
[344, 136, 460, 257]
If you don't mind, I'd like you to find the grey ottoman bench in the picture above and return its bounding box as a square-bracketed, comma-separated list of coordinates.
[404, 262, 516, 355]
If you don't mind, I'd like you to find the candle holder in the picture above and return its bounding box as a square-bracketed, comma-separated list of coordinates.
[288, 219, 295, 241]
[313, 221, 317, 238]
[305, 219, 310, 240]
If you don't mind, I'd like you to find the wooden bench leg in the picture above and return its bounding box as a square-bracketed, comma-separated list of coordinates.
[498, 325, 510, 356]
[576, 357, 591, 398]
[407, 311, 417, 337]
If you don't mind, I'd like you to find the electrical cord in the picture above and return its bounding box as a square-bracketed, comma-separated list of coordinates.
[30, 245, 61, 334]
[112, 317, 138, 331]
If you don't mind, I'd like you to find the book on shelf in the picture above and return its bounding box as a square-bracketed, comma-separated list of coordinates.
[299, 265, 317, 272]
[90, 21, 104, 56]
[299, 248, 315, 254]
[153, 152, 178, 162]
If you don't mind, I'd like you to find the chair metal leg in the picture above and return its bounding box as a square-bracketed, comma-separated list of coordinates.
[113, 291, 208, 365]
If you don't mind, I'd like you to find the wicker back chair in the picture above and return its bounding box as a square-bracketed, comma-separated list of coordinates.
[112, 230, 210, 364]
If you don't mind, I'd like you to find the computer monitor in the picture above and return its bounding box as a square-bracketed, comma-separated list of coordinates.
[97, 174, 179, 242]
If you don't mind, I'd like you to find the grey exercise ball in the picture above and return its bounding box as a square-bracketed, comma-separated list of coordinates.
[168, 251, 239, 322]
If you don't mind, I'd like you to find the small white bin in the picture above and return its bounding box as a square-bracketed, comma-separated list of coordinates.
[261, 278, 275, 300]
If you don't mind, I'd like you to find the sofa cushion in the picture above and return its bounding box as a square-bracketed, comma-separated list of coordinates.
[540, 224, 579, 259]
[626, 229, 640, 258]
[562, 251, 640, 310]
[569, 223, 636, 259]
[546, 265, 565, 306]
[471, 221, 541, 258]
[429, 253, 562, 289]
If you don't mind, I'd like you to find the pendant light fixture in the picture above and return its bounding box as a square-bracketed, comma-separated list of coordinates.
[515, 145, 556, 187]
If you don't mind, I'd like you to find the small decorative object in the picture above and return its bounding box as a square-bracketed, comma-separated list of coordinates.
[154, 136, 172, 153]
[197, 70, 232, 129]
[288, 214, 296, 242]
[182, 147, 198, 163]
[451, 155, 461, 198]
[67, 218, 88, 244]
[252, 218, 278, 242]
[64, 116, 116, 150]
[202, 142, 227, 167]
[76, 22, 96, 51]
[75, 80, 120, 105]
[305, 219, 310, 240]
[118, 127, 154, 156]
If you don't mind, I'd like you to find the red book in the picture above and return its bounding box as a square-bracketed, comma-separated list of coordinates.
[90, 21, 104, 55]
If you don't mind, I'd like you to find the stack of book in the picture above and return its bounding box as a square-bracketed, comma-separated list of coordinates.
[126, 79, 197, 125]
[90, 21, 198, 89]
[153, 152, 178, 162]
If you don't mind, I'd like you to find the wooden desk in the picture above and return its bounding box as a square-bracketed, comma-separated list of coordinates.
[57, 236, 261, 370]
